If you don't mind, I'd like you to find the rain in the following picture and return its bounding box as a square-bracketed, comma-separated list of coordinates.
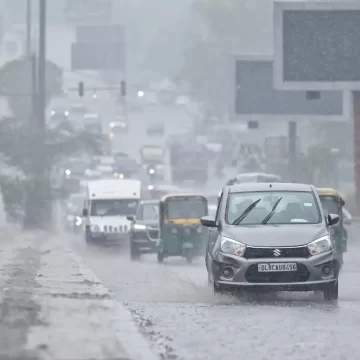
[0, 0, 358, 359]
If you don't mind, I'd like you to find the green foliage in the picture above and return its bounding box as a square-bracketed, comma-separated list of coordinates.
[0, 117, 101, 228]
[0, 57, 63, 122]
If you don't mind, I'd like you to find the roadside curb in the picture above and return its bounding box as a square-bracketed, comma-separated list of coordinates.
[63, 245, 160, 360]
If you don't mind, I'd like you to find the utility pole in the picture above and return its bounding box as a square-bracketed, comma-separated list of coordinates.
[26, 0, 32, 57]
[38, 0, 46, 129]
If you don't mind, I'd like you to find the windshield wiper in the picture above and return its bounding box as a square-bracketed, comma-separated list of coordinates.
[261, 197, 283, 224]
[232, 199, 261, 225]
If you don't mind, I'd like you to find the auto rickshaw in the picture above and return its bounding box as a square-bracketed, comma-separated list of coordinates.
[317, 188, 347, 264]
[157, 194, 208, 263]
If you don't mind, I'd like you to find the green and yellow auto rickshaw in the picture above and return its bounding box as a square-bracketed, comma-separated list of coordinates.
[157, 194, 208, 263]
[317, 188, 347, 264]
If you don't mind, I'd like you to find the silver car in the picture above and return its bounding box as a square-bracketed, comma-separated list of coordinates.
[202, 182, 341, 300]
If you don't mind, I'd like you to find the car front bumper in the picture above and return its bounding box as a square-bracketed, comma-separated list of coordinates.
[211, 250, 338, 291]
[87, 231, 129, 245]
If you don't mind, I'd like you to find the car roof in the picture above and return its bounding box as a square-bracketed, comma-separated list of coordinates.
[141, 200, 159, 205]
[228, 182, 314, 193]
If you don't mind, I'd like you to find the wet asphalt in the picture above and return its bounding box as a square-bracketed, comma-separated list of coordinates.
[66, 222, 360, 360]
[62, 105, 360, 360]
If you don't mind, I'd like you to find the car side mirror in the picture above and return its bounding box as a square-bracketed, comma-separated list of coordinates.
[201, 216, 217, 228]
[327, 213, 339, 226]
[127, 215, 135, 221]
[82, 208, 88, 217]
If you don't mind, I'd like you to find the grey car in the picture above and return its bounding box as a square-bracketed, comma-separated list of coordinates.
[127, 200, 159, 260]
[201, 183, 341, 300]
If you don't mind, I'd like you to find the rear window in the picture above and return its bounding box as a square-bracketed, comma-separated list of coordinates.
[167, 198, 207, 219]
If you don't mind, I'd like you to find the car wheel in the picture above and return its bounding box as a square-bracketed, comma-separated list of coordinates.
[213, 281, 224, 294]
[130, 243, 140, 261]
[323, 281, 339, 301]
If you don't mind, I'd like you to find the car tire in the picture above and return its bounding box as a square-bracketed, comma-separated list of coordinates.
[130, 242, 140, 261]
[213, 281, 224, 294]
[323, 280, 339, 301]
[157, 252, 164, 263]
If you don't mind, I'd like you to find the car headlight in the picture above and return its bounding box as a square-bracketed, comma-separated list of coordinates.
[75, 216, 82, 226]
[134, 224, 147, 231]
[307, 235, 332, 256]
[148, 168, 155, 174]
[90, 224, 101, 232]
[220, 237, 246, 257]
[110, 122, 115, 128]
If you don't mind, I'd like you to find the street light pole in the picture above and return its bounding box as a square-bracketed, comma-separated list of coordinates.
[38, 0, 46, 129]
[26, 0, 32, 57]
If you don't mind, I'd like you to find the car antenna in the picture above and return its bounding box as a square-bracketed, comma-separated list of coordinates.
[269, 184, 272, 188]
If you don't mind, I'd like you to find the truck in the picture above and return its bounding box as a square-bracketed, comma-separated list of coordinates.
[168, 140, 208, 184]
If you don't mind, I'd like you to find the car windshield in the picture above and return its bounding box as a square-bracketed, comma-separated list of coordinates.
[90, 199, 139, 216]
[142, 204, 158, 220]
[319, 196, 340, 215]
[167, 198, 207, 219]
[226, 191, 321, 225]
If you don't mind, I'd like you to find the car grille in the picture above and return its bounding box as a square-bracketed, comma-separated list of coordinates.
[245, 264, 310, 283]
[244, 246, 310, 259]
[103, 225, 128, 233]
[147, 228, 159, 239]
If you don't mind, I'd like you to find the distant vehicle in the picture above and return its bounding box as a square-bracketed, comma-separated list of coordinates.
[146, 121, 164, 136]
[83, 113, 102, 134]
[82, 179, 142, 246]
[64, 192, 85, 233]
[109, 117, 128, 136]
[140, 145, 165, 181]
[169, 141, 208, 184]
[49, 108, 69, 127]
[127, 200, 159, 260]
[69, 103, 87, 117]
[113, 155, 139, 179]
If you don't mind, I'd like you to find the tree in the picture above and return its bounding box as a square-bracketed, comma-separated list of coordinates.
[0, 57, 62, 122]
[0, 117, 101, 228]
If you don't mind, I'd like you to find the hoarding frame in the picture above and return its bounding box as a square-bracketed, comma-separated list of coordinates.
[273, 1, 360, 91]
[229, 54, 349, 122]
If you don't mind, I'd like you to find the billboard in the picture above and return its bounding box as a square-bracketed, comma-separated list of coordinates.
[231, 56, 346, 122]
[274, 1, 360, 90]
[71, 42, 125, 71]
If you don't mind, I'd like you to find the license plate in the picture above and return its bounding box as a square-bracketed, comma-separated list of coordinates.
[258, 263, 297, 272]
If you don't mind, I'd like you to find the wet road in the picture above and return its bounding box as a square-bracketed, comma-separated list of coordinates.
[66, 223, 360, 360]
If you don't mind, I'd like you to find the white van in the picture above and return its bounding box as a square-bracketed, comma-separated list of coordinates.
[82, 179, 141, 245]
